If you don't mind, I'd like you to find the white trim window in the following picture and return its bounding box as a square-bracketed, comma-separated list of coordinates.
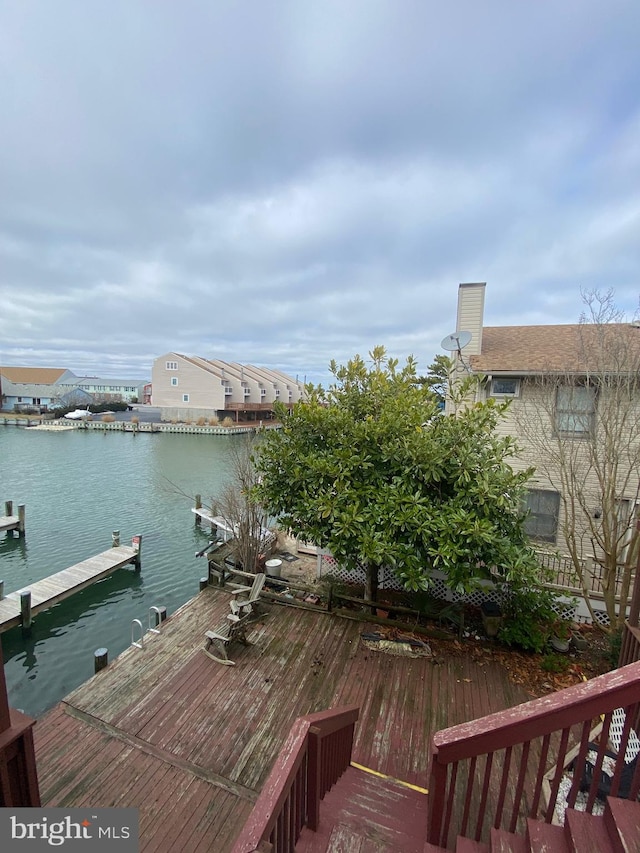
[556, 385, 596, 435]
[182, 394, 189, 403]
[166, 361, 178, 371]
[490, 377, 520, 397]
[171, 377, 178, 386]
[524, 489, 560, 543]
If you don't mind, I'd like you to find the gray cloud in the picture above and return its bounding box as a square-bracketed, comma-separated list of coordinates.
[1, 1, 639, 387]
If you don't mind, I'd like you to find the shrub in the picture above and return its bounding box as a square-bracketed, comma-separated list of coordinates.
[222, 416, 234, 427]
[101, 414, 116, 423]
[498, 583, 559, 654]
[196, 417, 206, 426]
[209, 416, 219, 425]
[131, 416, 139, 425]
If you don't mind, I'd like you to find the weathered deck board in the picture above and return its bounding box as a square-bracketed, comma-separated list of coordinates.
[0, 513, 21, 533]
[35, 587, 534, 852]
[0, 545, 138, 632]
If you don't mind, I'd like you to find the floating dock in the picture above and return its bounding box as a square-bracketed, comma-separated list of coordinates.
[0, 543, 140, 633]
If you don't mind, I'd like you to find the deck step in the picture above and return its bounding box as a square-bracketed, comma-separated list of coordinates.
[603, 797, 640, 853]
[456, 838, 489, 852]
[564, 809, 614, 852]
[490, 827, 528, 853]
[527, 818, 569, 853]
[296, 766, 428, 853]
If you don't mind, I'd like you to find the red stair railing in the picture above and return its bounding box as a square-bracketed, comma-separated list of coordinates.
[231, 705, 359, 853]
[427, 661, 640, 849]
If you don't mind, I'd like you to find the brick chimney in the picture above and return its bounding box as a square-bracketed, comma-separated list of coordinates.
[456, 283, 486, 356]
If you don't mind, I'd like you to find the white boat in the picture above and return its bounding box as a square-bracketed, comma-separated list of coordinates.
[63, 409, 93, 420]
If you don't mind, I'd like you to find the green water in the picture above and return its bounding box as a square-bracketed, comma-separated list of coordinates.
[0, 426, 240, 718]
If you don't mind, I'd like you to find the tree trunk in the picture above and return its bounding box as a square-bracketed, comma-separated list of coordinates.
[365, 563, 379, 613]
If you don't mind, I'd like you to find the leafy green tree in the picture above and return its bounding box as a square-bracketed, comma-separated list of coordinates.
[255, 347, 541, 603]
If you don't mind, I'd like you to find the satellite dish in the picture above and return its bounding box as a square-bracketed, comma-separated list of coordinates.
[440, 330, 472, 352]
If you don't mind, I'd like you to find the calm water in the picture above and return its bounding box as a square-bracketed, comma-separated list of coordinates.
[0, 425, 242, 718]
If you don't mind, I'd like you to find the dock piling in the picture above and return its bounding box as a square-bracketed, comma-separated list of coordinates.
[132, 535, 142, 572]
[94, 648, 108, 673]
[112, 530, 120, 547]
[199, 577, 208, 591]
[20, 591, 32, 635]
[18, 504, 25, 536]
[0, 581, 3, 600]
[4, 501, 12, 517]
[195, 495, 202, 526]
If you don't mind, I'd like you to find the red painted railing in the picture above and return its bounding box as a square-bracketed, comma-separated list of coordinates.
[231, 706, 359, 853]
[619, 622, 640, 668]
[427, 661, 640, 849]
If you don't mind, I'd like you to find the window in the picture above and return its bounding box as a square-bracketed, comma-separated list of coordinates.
[171, 377, 178, 386]
[182, 394, 189, 403]
[524, 489, 560, 543]
[556, 386, 596, 434]
[166, 361, 178, 371]
[490, 378, 519, 397]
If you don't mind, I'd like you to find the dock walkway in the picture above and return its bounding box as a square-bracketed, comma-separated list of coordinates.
[0, 545, 139, 633]
[0, 513, 21, 533]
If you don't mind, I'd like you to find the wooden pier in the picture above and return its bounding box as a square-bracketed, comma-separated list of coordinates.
[0, 500, 25, 536]
[0, 538, 141, 634]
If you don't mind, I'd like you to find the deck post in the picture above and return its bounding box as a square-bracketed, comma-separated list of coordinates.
[307, 727, 322, 831]
[156, 606, 167, 625]
[0, 580, 3, 600]
[200, 577, 208, 591]
[20, 591, 32, 635]
[112, 530, 120, 547]
[4, 500, 12, 518]
[94, 648, 108, 673]
[0, 639, 10, 732]
[18, 504, 25, 536]
[195, 495, 202, 526]
[132, 534, 142, 572]
[0, 640, 40, 806]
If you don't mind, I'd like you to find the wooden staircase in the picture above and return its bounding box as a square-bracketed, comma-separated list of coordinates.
[295, 769, 640, 852]
[424, 797, 640, 852]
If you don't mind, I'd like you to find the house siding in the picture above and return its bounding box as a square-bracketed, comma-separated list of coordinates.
[456, 282, 486, 356]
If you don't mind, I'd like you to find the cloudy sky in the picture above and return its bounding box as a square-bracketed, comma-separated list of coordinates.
[1, 1, 639, 385]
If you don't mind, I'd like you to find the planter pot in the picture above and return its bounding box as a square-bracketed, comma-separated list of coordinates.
[550, 635, 571, 653]
[376, 609, 390, 619]
[480, 601, 502, 638]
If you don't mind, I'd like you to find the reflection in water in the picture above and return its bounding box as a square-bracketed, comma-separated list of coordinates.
[0, 531, 28, 560]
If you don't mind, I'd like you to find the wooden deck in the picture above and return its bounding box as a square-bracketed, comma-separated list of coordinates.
[34, 588, 531, 852]
[0, 545, 139, 633]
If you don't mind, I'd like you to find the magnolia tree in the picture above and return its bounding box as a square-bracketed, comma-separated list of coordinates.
[514, 290, 640, 629]
[255, 347, 540, 602]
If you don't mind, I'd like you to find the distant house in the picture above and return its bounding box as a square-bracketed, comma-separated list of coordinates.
[58, 376, 146, 404]
[0, 366, 147, 412]
[151, 353, 305, 422]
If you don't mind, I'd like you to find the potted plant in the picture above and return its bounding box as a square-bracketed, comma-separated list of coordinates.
[549, 619, 571, 653]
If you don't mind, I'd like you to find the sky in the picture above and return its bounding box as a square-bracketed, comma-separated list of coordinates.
[1, 1, 639, 385]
